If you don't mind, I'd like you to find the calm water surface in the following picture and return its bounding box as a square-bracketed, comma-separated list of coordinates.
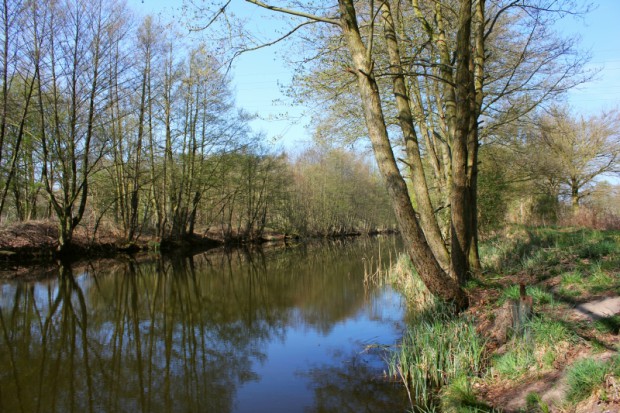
[0, 237, 410, 412]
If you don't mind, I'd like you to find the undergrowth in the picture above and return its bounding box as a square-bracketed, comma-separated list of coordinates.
[565, 355, 620, 403]
[377, 225, 619, 411]
[389, 301, 485, 411]
[492, 315, 576, 379]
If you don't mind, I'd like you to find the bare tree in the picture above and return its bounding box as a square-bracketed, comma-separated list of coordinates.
[534, 106, 620, 211]
[187, 0, 590, 308]
[33, 0, 129, 253]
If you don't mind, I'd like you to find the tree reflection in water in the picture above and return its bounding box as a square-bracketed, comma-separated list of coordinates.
[300, 348, 409, 413]
[0, 236, 408, 412]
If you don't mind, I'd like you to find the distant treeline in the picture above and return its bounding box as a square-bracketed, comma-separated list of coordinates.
[0, 0, 396, 249]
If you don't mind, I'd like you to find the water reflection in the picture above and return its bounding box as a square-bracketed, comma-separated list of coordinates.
[0, 237, 408, 413]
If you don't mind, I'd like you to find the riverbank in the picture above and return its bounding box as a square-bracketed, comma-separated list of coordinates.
[0, 220, 397, 268]
[386, 226, 620, 412]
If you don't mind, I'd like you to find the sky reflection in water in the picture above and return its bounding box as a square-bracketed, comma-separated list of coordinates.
[0, 237, 409, 412]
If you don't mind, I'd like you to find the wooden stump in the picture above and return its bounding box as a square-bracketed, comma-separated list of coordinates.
[489, 283, 534, 345]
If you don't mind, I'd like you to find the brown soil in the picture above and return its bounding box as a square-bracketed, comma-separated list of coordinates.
[0, 220, 129, 251]
[468, 285, 620, 412]
[0, 220, 220, 266]
[0, 220, 366, 271]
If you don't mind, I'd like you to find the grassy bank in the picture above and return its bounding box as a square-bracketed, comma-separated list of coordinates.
[384, 226, 620, 412]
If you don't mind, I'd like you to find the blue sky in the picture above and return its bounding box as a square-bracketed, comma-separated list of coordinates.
[557, 0, 620, 114]
[129, 0, 620, 153]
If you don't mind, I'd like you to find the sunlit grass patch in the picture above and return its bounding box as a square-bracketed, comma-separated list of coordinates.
[558, 285, 582, 298]
[491, 316, 575, 379]
[562, 270, 584, 286]
[493, 348, 537, 379]
[500, 284, 554, 305]
[439, 375, 499, 413]
[586, 262, 618, 293]
[530, 317, 573, 345]
[558, 270, 586, 297]
[565, 357, 612, 403]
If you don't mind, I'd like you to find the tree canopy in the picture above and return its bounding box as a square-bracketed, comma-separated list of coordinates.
[186, 0, 595, 308]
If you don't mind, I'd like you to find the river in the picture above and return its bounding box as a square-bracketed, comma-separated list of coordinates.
[0, 236, 410, 412]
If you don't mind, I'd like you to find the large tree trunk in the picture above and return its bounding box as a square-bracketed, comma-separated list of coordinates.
[338, 0, 467, 310]
[467, 0, 486, 274]
[450, 0, 475, 285]
[380, 2, 451, 271]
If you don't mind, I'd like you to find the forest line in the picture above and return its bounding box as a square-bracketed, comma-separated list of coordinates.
[0, 0, 618, 265]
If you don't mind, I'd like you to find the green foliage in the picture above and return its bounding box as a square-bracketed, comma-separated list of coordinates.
[501, 285, 553, 305]
[492, 316, 575, 379]
[565, 357, 609, 403]
[389, 303, 484, 409]
[439, 376, 499, 413]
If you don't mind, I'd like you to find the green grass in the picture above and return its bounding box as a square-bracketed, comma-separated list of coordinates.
[482, 226, 619, 275]
[389, 303, 484, 409]
[501, 284, 554, 305]
[561, 270, 584, 286]
[594, 315, 620, 335]
[530, 317, 573, 345]
[439, 376, 499, 412]
[588, 262, 617, 293]
[477, 227, 620, 409]
[493, 348, 537, 379]
[577, 240, 617, 260]
[492, 316, 576, 378]
[390, 226, 620, 411]
[559, 269, 585, 298]
[525, 392, 550, 413]
[566, 357, 609, 402]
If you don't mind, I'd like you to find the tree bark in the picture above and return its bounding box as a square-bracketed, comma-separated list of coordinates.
[380, 2, 450, 271]
[338, 0, 467, 309]
[450, 0, 474, 285]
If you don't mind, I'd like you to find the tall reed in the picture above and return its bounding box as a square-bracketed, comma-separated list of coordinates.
[389, 303, 484, 409]
[365, 243, 485, 409]
[364, 251, 434, 311]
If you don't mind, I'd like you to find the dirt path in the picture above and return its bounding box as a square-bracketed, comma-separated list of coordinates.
[573, 296, 620, 321]
[485, 296, 620, 412]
